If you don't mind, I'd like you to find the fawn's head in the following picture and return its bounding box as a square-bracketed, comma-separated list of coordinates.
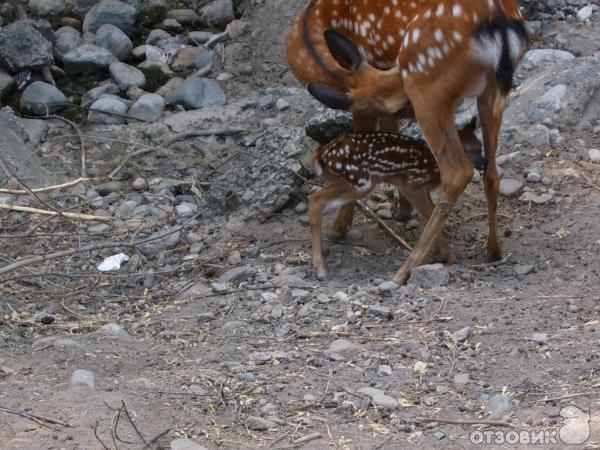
[458, 116, 485, 171]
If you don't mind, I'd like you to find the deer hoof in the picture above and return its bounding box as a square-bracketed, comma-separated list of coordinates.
[392, 267, 411, 285]
[315, 265, 328, 280]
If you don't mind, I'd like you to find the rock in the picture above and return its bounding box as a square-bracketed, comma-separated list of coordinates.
[499, 178, 524, 197]
[160, 18, 182, 32]
[514, 263, 535, 276]
[226, 20, 250, 40]
[325, 339, 362, 360]
[95, 23, 132, 61]
[357, 387, 399, 409]
[377, 209, 393, 220]
[485, 394, 514, 420]
[63, 44, 116, 75]
[408, 263, 449, 288]
[451, 326, 471, 342]
[376, 281, 399, 293]
[61, 17, 82, 29]
[0, 21, 53, 72]
[227, 251, 242, 265]
[166, 74, 226, 109]
[70, 369, 96, 389]
[524, 49, 575, 65]
[188, 31, 214, 44]
[137, 226, 181, 256]
[588, 149, 600, 163]
[378, 365, 393, 376]
[454, 373, 470, 385]
[176, 202, 196, 217]
[19, 82, 67, 115]
[519, 192, 553, 205]
[368, 304, 392, 320]
[82, 0, 137, 34]
[529, 333, 548, 344]
[146, 28, 171, 45]
[131, 45, 147, 60]
[110, 61, 145, 90]
[305, 109, 353, 144]
[54, 29, 82, 62]
[276, 98, 290, 111]
[99, 323, 134, 342]
[170, 438, 208, 450]
[246, 416, 277, 431]
[138, 0, 167, 26]
[96, 181, 122, 195]
[216, 265, 256, 284]
[538, 84, 567, 112]
[127, 93, 164, 123]
[526, 171, 542, 183]
[0, 69, 16, 99]
[199, 0, 235, 28]
[29, 0, 65, 16]
[137, 59, 173, 81]
[333, 291, 349, 302]
[576, 5, 593, 22]
[87, 97, 128, 124]
[194, 48, 217, 72]
[166, 9, 200, 25]
[82, 83, 119, 106]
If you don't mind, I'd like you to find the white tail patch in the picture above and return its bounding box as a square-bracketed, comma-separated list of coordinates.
[506, 28, 525, 63]
[471, 31, 503, 69]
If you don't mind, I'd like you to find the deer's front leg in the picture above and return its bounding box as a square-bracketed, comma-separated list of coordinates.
[393, 111, 473, 284]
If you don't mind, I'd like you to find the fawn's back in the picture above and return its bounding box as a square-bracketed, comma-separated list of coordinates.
[314, 123, 484, 192]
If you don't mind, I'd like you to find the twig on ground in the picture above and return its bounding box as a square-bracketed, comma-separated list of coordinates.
[292, 432, 322, 445]
[410, 417, 515, 428]
[357, 201, 413, 252]
[0, 404, 73, 429]
[0, 203, 110, 222]
[0, 177, 89, 194]
[120, 401, 148, 445]
[540, 391, 600, 402]
[94, 421, 110, 450]
[141, 428, 172, 449]
[469, 253, 511, 270]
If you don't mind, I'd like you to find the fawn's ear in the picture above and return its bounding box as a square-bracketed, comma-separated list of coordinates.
[307, 83, 352, 111]
[324, 29, 363, 70]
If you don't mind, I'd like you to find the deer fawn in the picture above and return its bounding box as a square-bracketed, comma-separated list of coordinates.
[310, 118, 483, 279]
[287, 0, 528, 283]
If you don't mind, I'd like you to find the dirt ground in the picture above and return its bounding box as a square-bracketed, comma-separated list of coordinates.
[1, 1, 599, 449]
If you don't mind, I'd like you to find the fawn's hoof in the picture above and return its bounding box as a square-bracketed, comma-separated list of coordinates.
[392, 267, 411, 285]
[393, 210, 413, 222]
[314, 265, 328, 280]
[487, 249, 504, 263]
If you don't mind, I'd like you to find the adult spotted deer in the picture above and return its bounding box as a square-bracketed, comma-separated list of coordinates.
[287, 0, 528, 283]
[310, 118, 484, 279]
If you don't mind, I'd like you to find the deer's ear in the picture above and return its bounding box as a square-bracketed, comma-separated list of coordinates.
[307, 83, 352, 111]
[324, 29, 363, 70]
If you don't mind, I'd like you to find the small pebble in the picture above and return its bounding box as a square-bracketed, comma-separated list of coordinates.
[454, 373, 470, 385]
[377, 365, 392, 376]
[70, 369, 96, 390]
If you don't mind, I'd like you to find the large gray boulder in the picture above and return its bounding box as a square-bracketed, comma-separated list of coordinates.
[0, 69, 16, 100]
[95, 24, 132, 61]
[82, 0, 138, 34]
[0, 21, 53, 72]
[28, 0, 65, 16]
[199, 0, 234, 28]
[19, 82, 68, 115]
[63, 45, 116, 75]
[54, 29, 83, 62]
[109, 61, 145, 90]
[166, 74, 226, 109]
[127, 93, 164, 122]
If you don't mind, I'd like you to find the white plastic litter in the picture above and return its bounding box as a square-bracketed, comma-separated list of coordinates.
[97, 253, 129, 272]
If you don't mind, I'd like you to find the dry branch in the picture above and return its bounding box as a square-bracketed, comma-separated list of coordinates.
[0, 203, 110, 222]
[0, 404, 73, 429]
[0, 177, 89, 194]
[411, 416, 515, 428]
[357, 201, 413, 252]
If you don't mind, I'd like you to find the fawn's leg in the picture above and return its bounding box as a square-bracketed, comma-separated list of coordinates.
[397, 183, 457, 264]
[477, 85, 505, 261]
[393, 105, 473, 284]
[309, 183, 358, 279]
